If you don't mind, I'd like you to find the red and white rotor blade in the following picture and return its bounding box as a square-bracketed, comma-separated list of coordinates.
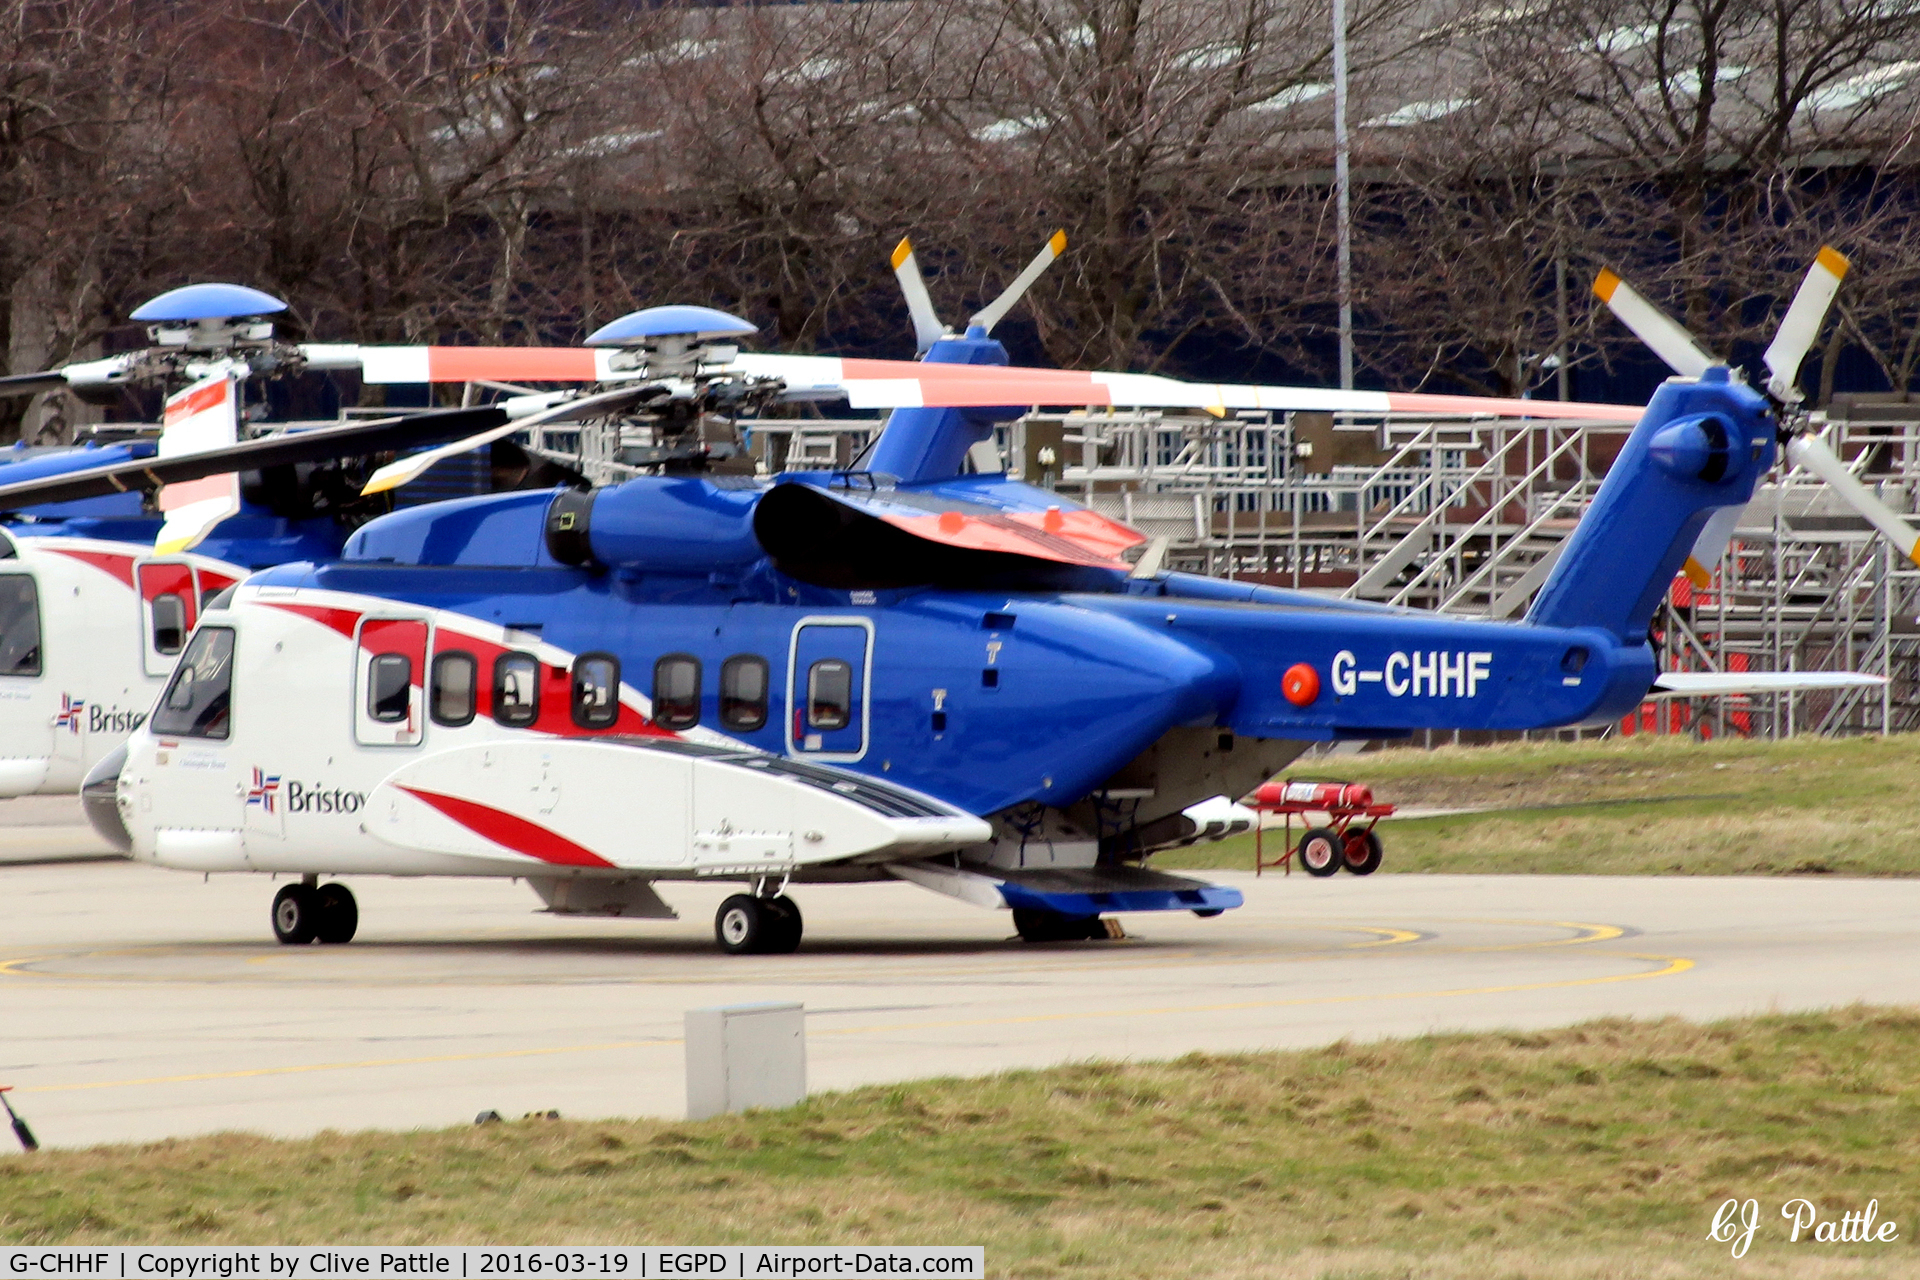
[1787, 431, 1920, 565]
[733, 353, 1644, 420]
[155, 372, 242, 555]
[891, 237, 946, 356]
[1762, 246, 1850, 403]
[969, 229, 1067, 336]
[1593, 269, 1715, 378]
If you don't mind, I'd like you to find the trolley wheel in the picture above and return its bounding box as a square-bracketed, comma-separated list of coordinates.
[1298, 827, 1344, 877]
[1342, 829, 1384, 876]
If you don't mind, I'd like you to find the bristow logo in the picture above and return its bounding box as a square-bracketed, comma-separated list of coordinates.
[1329, 649, 1493, 699]
[284, 780, 367, 815]
[55, 694, 85, 733]
[88, 704, 146, 734]
[246, 768, 281, 813]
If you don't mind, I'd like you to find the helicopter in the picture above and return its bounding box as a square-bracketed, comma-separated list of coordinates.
[45, 233, 1896, 959]
[0, 241, 1644, 802]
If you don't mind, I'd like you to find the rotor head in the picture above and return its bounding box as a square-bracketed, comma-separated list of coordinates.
[130, 283, 289, 353]
[587, 305, 757, 377]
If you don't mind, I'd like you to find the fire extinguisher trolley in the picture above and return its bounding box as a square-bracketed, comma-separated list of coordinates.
[1249, 780, 1396, 877]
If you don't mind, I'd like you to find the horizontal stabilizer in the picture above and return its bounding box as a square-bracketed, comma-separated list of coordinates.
[1651, 671, 1888, 697]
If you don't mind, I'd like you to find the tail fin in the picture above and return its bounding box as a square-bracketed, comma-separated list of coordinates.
[1526, 367, 1774, 642]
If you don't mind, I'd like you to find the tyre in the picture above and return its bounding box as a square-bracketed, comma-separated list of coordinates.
[1012, 908, 1101, 942]
[1298, 827, 1344, 877]
[314, 883, 359, 944]
[271, 884, 319, 945]
[761, 896, 804, 954]
[715, 894, 770, 954]
[1342, 829, 1383, 876]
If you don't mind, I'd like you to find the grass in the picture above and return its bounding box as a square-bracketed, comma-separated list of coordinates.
[5, 1009, 1920, 1276]
[1154, 732, 1920, 876]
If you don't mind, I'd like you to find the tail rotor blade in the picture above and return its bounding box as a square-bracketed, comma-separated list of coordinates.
[1762, 246, 1850, 403]
[969, 229, 1068, 336]
[891, 237, 945, 356]
[1593, 269, 1716, 378]
[1787, 431, 1920, 565]
[1681, 502, 1747, 588]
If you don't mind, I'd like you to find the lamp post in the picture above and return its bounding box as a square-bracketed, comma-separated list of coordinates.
[1333, 0, 1353, 390]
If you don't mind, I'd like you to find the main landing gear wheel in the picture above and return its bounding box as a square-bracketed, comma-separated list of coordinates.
[715, 894, 804, 955]
[271, 884, 318, 945]
[1342, 829, 1383, 876]
[1012, 908, 1106, 942]
[314, 883, 359, 944]
[1298, 826, 1344, 877]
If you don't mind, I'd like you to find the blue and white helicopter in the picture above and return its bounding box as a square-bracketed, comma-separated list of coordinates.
[0, 239, 1638, 802]
[13, 242, 1878, 953]
[0, 282, 644, 797]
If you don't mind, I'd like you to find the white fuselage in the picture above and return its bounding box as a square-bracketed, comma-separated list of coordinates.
[0, 530, 241, 797]
[107, 583, 990, 887]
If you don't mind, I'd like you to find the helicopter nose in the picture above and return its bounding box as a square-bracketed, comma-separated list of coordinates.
[80, 743, 132, 854]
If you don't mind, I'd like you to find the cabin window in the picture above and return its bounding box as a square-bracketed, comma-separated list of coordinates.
[492, 652, 540, 727]
[150, 593, 187, 655]
[720, 654, 769, 731]
[807, 658, 853, 730]
[152, 626, 234, 739]
[430, 651, 477, 726]
[652, 654, 700, 729]
[365, 654, 412, 723]
[572, 653, 620, 729]
[0, 575, 40, 676]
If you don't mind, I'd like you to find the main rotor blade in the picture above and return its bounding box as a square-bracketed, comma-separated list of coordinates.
[0, 404, 510, 511]
[732, 352, 1646, 420]
[969, 229, 1067, 336]
[1762, 246, 1850, 403]
[891, 237, 946, 356]
[0, 371, 73, 398]
[360, 385, 661, 495]
[1786, 431, 1920, 565]
[1592, 269, 1716, 378]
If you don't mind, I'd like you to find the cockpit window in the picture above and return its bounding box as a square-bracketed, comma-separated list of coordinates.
[0, 575, 40, 676]
[152, 626, 234, 739]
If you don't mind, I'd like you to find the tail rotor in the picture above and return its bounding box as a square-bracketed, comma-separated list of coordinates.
[1591, 246, 1920, 577]
[889, 229, 1067, 355]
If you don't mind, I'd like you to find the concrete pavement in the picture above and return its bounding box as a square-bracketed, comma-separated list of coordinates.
[2, 856, 1917, 1149]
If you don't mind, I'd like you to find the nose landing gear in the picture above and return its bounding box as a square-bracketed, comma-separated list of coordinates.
[271, 879, 359, 945]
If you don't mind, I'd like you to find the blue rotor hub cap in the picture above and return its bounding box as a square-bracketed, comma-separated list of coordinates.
[130, 283, 288, 323]
[587, 305, 756, 346]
